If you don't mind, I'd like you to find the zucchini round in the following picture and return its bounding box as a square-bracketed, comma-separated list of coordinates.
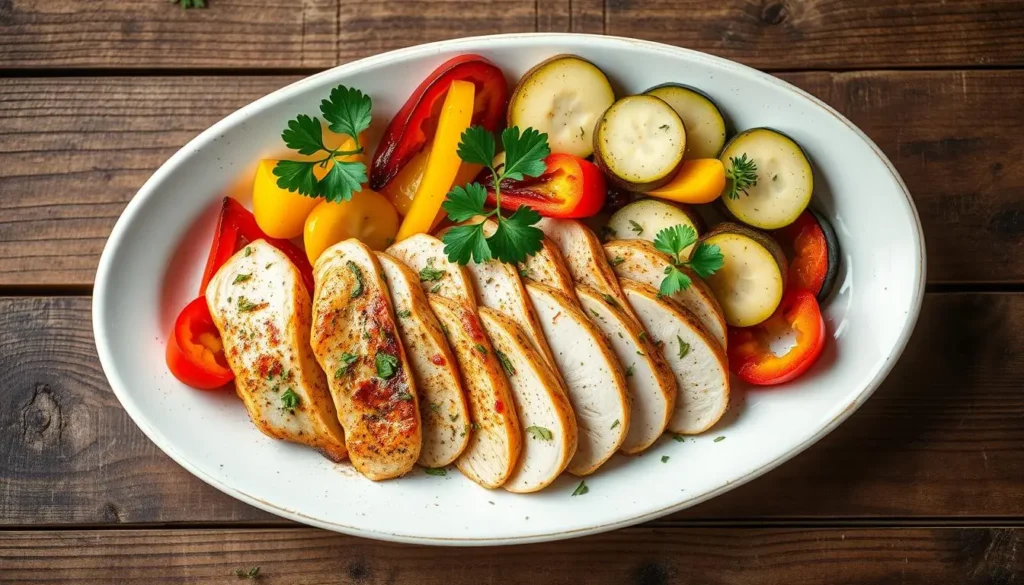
[645, 84, 727, 159]
[606, 199, 702, 256]
[508, 55, 615, 158]
[700, 223, 787, 327]
[593, 95, 686, 191]
[720, 128, 813, 230]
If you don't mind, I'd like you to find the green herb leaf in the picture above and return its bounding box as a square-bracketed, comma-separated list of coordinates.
[456, 125, 497, 167]
[281, 389, 300, 409]
[273, 160, 319, 197]
[474, 343, 488, 355]
[346, 261, 364, 298]
[375, 352, 399, 379]
[687, 243, 724, 279]
[429, 401, 441, 414]
[661, 455, 670, 463]
[320, 85, 373, 140]
[659, 265, 692, 297]
[280, 114, 326, 155]
[499, 127, 550, 181]
[714, 435, 726, 442]
[673, 434, 685, 442]
[725, 153, 758, 199]
[496, 350, 516, 376]
[232, 273, 251, 284]
[397, 309, 412, 319]
[237, 297, 260, 312]
[610, 419, 620, 430]
[611, 256, 625, 266]
[526, 426, 553, 440]
[424, 467, 447, 476]
[442, 183, 489, 223]
[625, 365, 635, 378]
[234, 566, 260, 579]
[396, 391, 413, 401]
[600, 293, 619, 307]
[486, 205, 544, 264]
[334, 353, 359, 378]
[628, 220, 644, 235]
[430, 283, 442, 293]
[571, 480, 589, 497]
[419, 263, 446, 282]
[677, 336, 691, 359]
[318, 160, 366, 203]
[442, 222, 492, 265]
[653, 224, 698, 262]
[244, 247, 252, 257]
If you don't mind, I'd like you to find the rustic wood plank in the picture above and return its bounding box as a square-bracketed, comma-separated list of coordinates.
[1, 70, 1020, 287]
[0, 293, 1020, 526]
[605, 0, 1024, 70]
[0, 0, 339, 69]
[1, 527, 1021, 583]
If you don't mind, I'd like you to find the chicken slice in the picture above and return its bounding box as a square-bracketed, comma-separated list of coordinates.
[537, 217, 636, 320]
[310, 239, 421, 480]
[576, 286, 677, 454]
[386, 234, 476, 307]
[620, 279, 730, 434]
[427, 295, 522, 488]
[478, 307, 578, 493]
[518, 238, 577, 303]
[605, 239, 727, 350]
[206, 240, 347, 462]
[376, 252, 470, 468]
[524, 281, 630, 475]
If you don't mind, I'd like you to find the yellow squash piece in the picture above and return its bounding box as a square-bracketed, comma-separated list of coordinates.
[647, 158, 726, 205]
[395, 80, 475, 241]
[303, 189, 399, 264]
[252, 159, 323, 239]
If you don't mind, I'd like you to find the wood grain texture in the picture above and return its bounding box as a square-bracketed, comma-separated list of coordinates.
[1, 293, 1020, 526]
[3, 1, 1024, 70]
[1, 527, 1021, 583]
[1, 70, 1020, 287]
[0, 0, 339, 69]
[605, 0, 1024, 70]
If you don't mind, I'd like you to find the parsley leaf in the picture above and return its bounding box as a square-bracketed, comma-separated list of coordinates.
[610, 419, 620, 430]
[456, 125, 497, 167]
[424, 467, 447, 476]
[526, 426, 553, 440]
[486, 205, 544, 264]
[320, 85, 372, 139]
[688, 242, 724, 279]
[725, 153, 758, 199]
[442, 183, 489, 223]
[661, 455, 670, 463]
[232, 273, 251, 284]
[375, 352, 399, 379]
[496, 350, 516, 376]
[334, 353, 359, 378]
[419, 263, 446, 282]
[653, 224, 723, 295]
[396, 391, 413, 401]
[397, 309, 412, 318]
[659, 266, 692, 297]
[273, 160, 319, 197]
[629, 220, 644, 235]
[281, 114, 325, 155]
[499, 127, 549, 180]
[346, 261, 364, 298]
[318, 160, 367, 203]
[714, 436, 726, 442]
[237, 297, 260, 312]
[571, 480, 589, 497]
[677, 336, 691, 359]
[442, 223, 492, 265]
[281, 389, 300, 409]
[654, 225, 699, 261]
[673, 434, 685, 442]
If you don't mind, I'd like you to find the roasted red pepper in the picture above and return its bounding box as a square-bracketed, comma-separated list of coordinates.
[199, 197, 314, 295]
[773, 209, 840, 302]
[483, 154, 606, 218]
[727, 289, 826, 385]
[165, 296, 234, 390]
[370, 54, 508, 191]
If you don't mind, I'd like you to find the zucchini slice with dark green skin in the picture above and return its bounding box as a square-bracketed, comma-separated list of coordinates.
[593, 95, 687, 192]
[645, 84, 727, 159]
[699, 223, 788, 327]
[720, 128, 813, 230]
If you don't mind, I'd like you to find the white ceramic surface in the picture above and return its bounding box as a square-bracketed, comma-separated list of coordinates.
[93, 33, 925, 546]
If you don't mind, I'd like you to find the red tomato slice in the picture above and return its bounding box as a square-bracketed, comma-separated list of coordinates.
[166, 296, 234, 390]
[727, 289, 826, 386]
[370, 55, 508, 191]
[483, 154, 607, 218]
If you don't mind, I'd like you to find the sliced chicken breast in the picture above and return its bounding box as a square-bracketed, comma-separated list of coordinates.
[376, 252, 470, 468]
[605, 239, 728, 350]
[518, 238, 577, 303]
[620, 279, 730, 434]
[537, 217, 635, 320]
[386, 233, 476, 307]
[310, 239, 421, 480]
[478, 308, 577, 493]
[525, 281, 630, 475]
[576, 286, 676, 454]
[427, 294, 522, 488]
[207, 240, 347, 462]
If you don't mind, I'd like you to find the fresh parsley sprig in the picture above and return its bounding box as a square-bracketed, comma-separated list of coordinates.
[440, 126, 549, 265]
[273, 85, 372, 203]
[654, 225, 724, 296]
[725, 153, 758, 199]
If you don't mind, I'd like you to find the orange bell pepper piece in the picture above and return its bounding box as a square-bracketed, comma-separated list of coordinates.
[647, 158, 726, 204]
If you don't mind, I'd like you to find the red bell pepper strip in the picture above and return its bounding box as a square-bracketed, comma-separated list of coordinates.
[483, 154, 607, 218]
[199, 197, 314, 295]
[165, 296, 234, 390]
[370, 54, 508, 191]
[773, 209, 839, 301]
[727, 289, 826, 386]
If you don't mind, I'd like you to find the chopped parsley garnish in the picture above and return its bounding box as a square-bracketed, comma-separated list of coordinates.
[611, 256, 625, 266]
[244, 246, 252, 257]
[571, 480, 589, 497]
[474, 343, 488, 355]
[237, 297, 260, 312]
[429, 402, 441, 414]
[628, 220, 644, 235]
[661, 455, 670, 463]
[625, 364, 635, 378]
[346, 261, 364, 298]
[280, 389, 300, 409]
[601, 293, 619, 307]
[677, 336, 690, 359]
[496, 350, 516, 376]
[653, 224, 724, 296]
[375, 352, 399, 379]
[610, 419, 620, 430]
[397, 309, 412, 318]
[424, 467, 447, 476]
[232, 273, 251, 284]
[419, 263, 445, 282]
[396, 391, 413, 401]
[526, 426, 553, 440]
[430, 283, 442, 293]
[714, 436, 726, 442]
[334, 352, 359, 378]
[673, 434, 685, 442]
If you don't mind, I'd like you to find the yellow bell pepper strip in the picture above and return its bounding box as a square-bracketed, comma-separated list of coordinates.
[303, 189, 399, 264]
[647, 158, 726, 204]
[395, 80, 475, 241]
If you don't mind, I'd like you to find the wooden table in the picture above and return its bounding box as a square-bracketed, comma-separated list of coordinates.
[1, 1, 1022, 582]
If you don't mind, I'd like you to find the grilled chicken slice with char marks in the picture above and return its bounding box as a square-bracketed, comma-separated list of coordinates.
[376, 252, 470, 468]
[605, 239, 727, 350]
[620, 279, 730, 434]
[428, 295, 521, 488]
[525, 282, 630, 475]
[206, 240, 347, 462]
[310, 240, 421, 480]
[576, 286, 676, 454]
[386, 234, 477, 308]
[478, 308, 577, 493]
